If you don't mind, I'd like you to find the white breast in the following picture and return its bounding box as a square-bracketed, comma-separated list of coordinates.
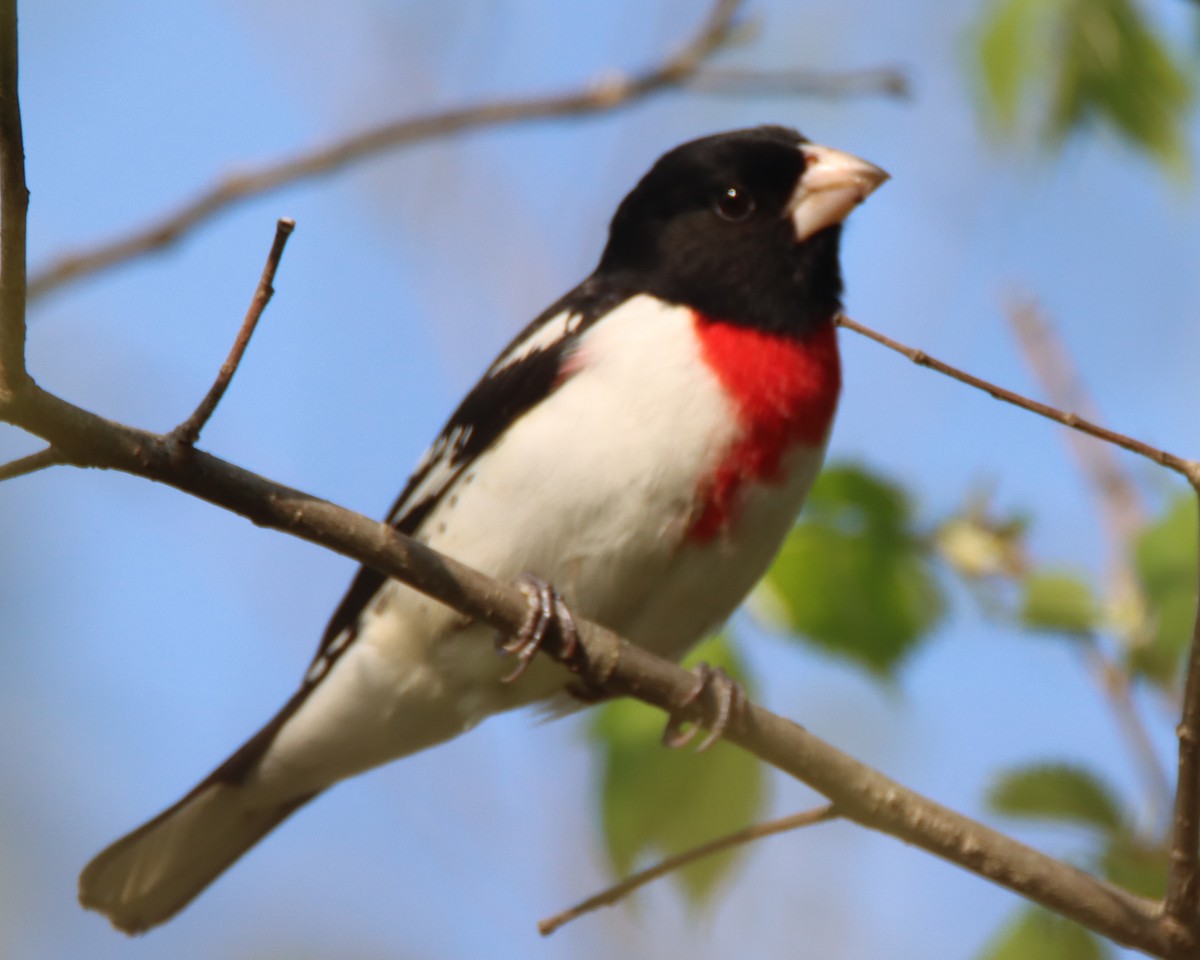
[254, 295, 829, 795]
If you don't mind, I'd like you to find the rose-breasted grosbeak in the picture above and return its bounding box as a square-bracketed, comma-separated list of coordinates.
[79, 125, 887, 932]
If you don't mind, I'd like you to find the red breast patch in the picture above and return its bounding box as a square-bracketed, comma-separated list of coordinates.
[689, 315, 840, 542]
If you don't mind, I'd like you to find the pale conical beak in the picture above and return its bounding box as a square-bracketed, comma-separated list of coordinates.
[788, 143, 889, 242]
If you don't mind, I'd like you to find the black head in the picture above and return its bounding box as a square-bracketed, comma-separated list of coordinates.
[596, 126, 887, 336]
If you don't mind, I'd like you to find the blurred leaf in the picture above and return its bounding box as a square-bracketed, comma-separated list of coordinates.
[1050, 0, 1195, 172]
[980, 907, 1110, 960]
[1020, 570, 1100, 636]
[1130, 493, 1198, 684]
[758, 464, 944, 675]
[1102, 832, 1168, 900]
[591, 635, 765, 903]
[973, 0, 1196, 174]
[936, 511, 1028, 581]
[977, 0, 1060, 130]
[988, 763, 1122, 833]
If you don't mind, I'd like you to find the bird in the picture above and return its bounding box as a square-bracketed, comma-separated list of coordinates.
[78, 125, 887, 933]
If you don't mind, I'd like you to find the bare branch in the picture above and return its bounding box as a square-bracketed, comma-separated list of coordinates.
[539, 804, 839, 936]
[1006, 298, 1170, 824]
[688, 65, 909, 99]
[1083, 644, 1173, 826]
[836, 314, 1200, 485]
[2, 375, 1188, 954]
[28, 0, 752, 302]
[1007, 298, 1146, 573]
[838, 311, 1200, 939]
[0, 0, 28, 401]
[1166, 503, 1200, 920]
[171, 218, 295, 447]
[0, 444, 62, 482]
[26, 0, 909, 303]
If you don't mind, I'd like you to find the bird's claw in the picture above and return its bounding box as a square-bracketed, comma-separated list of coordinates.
[661, 662, 745, 752]
[498, 574, 581, 683]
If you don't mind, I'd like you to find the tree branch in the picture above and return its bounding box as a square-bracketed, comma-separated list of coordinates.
[0, 443, 63, 482]
[1166, 504, 1200, 920]
[687, 65, 909, 98]
[1006, 298, 1146, 558]
[835, 314, 1200, 485]
[837, 312, 1200, 941]
[170, 218, 294, 447]
[538, 804, 839, 935]
[1006, 297, 1171, 826]
[0, 0, 28, 401]
[0, 367, 1188, 955]
[25, 2, 908, 303]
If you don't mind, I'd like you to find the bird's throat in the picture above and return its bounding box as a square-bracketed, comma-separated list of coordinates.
[688, 315, 840, 542]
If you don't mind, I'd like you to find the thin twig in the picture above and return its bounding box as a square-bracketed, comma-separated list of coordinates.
[688, 65, 909, 98]
[837, 311, 1200, 938]
[0, 0, 28, 401]
[27, 0, 752, 301]
[1007, 299, 1146, 579]
[1085, 644, 1173, 828]
[835, 314, 1200, 485]
[538, 804, 838, 935]
[1007, 298, 1170, 825]
[171, 218, 295, 447]
[0, 444, 63, 482]
[1166, 500, 1200, 921]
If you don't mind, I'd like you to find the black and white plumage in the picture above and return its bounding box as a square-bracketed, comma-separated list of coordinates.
[79, 126, 887, 933]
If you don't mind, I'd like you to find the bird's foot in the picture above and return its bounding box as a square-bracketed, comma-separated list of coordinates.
[498, 574, 582, 683]
[661, 662, 744, 752]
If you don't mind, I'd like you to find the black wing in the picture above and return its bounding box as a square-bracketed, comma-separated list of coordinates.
[208, 278, 634, 786]
[317, 276, 634, 656]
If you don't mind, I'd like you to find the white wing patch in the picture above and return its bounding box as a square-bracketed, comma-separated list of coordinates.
[392, 424, 474, 526]
[489, 309, 582, 376]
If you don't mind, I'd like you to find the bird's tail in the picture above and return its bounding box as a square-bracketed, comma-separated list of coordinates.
[78, 780, 316, 934]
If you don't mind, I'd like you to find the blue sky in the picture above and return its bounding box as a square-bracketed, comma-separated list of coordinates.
[3, 1, 1200, 958]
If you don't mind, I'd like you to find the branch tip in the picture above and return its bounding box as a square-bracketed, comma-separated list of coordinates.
[538, 804, 838, 936]
[170, 217, 296, 447]
[0, 445, 64, 482]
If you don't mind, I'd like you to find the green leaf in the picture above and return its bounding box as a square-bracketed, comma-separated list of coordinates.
[1020, 570, 1100, 636]
[988, 763, 1123, 833]
[757, 464, 944, 675]
[972, 0, 1196, 175]
[1130, 493, 1198, 684]
[1049, 0, 1195, 173]
[976, 0, 1060, 131]
[591, 636, 765, 903]
[1102, 833, 1168, 900]
[980, 908, 1110, 960]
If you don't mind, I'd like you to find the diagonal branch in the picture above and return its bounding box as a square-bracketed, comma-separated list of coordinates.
[26, 0, 907, 303]
[1167, 509, 1200, 920]
[26, 0, 733, 302]
[835, 314, 1200, 485]
[170, 218, 295, 447]
[687, 65, 909, 98]
[1006, 298, 1171, 826]
[1006, 298, 1146, 556]
[0, 0, 28, 401]
[837, 311, 1200, 937]
[0, 444, 63, 482]
[0, 373, 1186, 956]
[538, 804, 839, 935]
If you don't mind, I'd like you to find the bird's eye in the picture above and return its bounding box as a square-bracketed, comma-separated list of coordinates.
[714, 186, 755, 222]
